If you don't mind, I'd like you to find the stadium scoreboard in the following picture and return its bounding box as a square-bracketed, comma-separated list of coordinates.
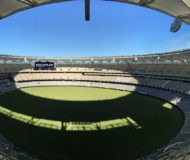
[34, 62, 55, 70]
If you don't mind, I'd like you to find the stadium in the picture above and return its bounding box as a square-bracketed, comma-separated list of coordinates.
[0, 0, 190, 160]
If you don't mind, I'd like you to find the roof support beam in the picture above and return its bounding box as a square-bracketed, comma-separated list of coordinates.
[139, 0, 156, 6]
[85, 0, 90, 21]
[182, 0, 190, 8]
[17, 0, 38, 6]
[178, 14, 190, 19]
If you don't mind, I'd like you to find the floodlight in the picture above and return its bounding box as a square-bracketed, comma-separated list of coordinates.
[170, 19, 182, 32]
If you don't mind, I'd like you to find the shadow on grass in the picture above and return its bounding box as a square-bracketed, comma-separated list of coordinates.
[0, 85, 184, 160]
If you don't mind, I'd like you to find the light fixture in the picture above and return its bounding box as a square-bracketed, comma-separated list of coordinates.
[170, 19, 182, 32]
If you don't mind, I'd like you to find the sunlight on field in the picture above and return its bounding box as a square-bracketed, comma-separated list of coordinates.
[0, 106, 141, 131]
[32, 118, 62, 130]
[162, 103, 173, 109]
[20, 86, 131, 101]
[127, 117, 142, 129]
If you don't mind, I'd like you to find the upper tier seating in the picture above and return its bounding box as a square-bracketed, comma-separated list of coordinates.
[14, 67, 190, 96]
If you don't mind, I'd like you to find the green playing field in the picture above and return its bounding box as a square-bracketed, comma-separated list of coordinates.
[20, 86, 131, 101]
[0, 86, 184, 160]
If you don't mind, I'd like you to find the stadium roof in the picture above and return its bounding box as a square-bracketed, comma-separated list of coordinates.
[109, 0, 190, 24]
[0, 0, 190, 24]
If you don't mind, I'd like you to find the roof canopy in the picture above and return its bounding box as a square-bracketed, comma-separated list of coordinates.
[0, 0, 190, 24]
[0, 0, 70, 19]
[108, 0, 190, 24]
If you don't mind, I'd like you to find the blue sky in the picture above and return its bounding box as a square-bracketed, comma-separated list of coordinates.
[0, 0, 189, 57]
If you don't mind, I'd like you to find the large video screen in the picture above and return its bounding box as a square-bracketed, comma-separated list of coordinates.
[34, 62, 55, 70]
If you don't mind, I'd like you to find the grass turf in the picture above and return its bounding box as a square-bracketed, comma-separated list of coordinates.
[0, 86, 184, 160]
[20, 86, 131, 101]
